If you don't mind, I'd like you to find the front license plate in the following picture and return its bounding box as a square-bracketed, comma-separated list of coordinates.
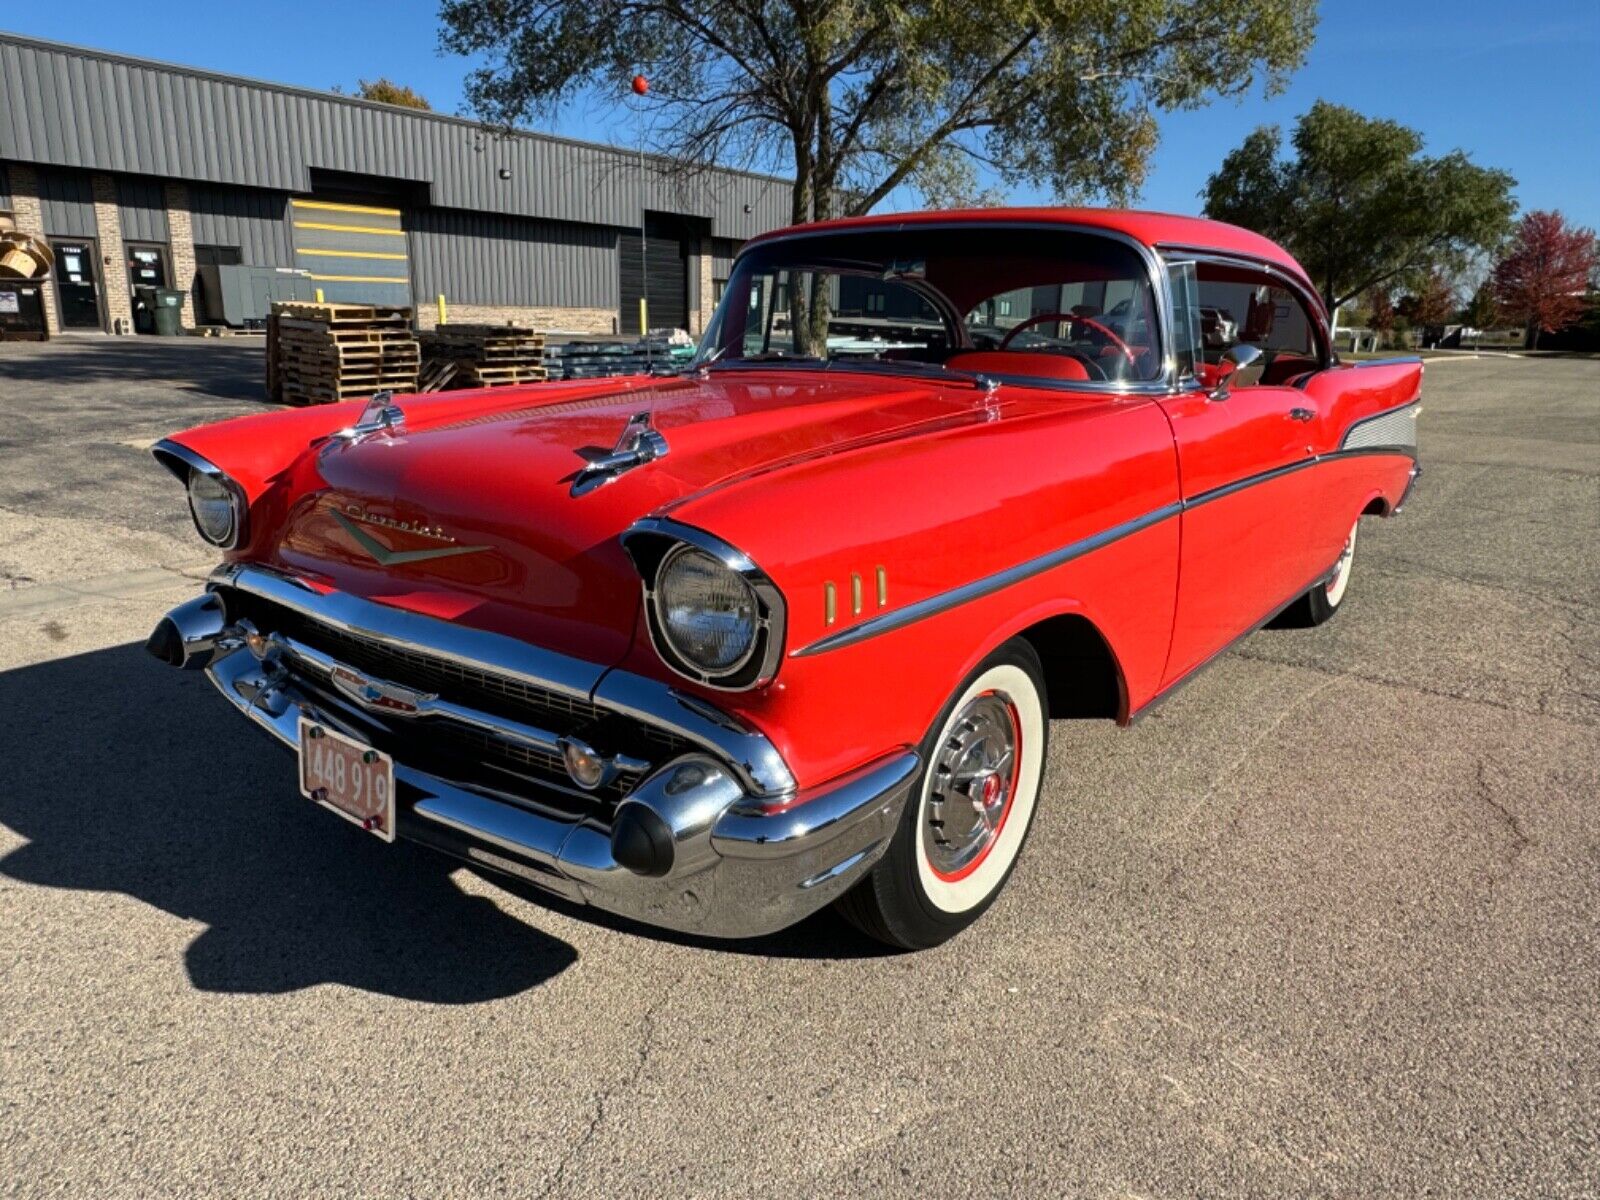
[297, 718, 395, 843]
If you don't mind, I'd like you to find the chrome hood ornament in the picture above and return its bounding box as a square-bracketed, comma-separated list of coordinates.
[570, 411, 670, 497]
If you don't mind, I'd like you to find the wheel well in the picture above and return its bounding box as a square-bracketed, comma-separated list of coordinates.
[1362, 496, 1390, 516]
[1016, 614, 1123, 720]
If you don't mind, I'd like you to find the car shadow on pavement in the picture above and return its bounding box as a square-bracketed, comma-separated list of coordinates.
[0, 642, 578, 1002]
[0, 340, 271, 404]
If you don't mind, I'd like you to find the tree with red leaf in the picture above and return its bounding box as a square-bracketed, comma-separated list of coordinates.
[1491, 211, 1597, 349]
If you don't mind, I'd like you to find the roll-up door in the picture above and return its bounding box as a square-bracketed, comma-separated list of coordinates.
[618, 214, 688, 335]
[290, 198, 411, 307]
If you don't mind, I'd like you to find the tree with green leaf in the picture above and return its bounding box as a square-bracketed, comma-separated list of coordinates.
[440, 1, 1316, 227]
[350, 78, 433, 110]
[1202, 101, 1516, 313]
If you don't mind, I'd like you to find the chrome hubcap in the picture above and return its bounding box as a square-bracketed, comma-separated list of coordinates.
[925, 692, 1019, 879]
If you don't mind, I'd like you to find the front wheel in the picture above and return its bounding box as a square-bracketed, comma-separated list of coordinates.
[1276, 517, 1359, 628]
[835, 639, 1049, 950]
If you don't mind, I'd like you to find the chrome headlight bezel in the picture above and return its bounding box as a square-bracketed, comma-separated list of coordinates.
[622, 520, 787, 691]
[153, 440, 249, 550]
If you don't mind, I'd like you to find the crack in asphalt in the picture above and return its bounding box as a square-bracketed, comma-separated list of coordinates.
[1473, 759, 1533, 895]
[1229, 650, 1600, 729]
[534, 971, 678, 1200]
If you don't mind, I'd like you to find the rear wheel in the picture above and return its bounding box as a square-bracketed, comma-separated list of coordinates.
[835, 639, 1048, 950]
[1276, 518, 1359, 628]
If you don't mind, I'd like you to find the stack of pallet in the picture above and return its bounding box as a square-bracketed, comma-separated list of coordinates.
[267, 302, 419, 405]
[418, 324, 547, 391]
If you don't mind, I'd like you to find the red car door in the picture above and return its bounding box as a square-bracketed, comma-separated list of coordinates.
[1156, 383, 1319, 689]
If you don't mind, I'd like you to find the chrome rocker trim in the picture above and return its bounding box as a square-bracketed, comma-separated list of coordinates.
[197, 641, 918, 938]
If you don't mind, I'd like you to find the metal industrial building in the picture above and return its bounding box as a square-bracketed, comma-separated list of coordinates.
[0, 32, 788, 337]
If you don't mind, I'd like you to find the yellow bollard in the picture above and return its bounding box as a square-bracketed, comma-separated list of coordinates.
[314, 287, 324, 303]
[437, 293, 447, 326]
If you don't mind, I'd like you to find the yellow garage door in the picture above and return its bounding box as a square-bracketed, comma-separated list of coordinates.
[290, 198, 411, 307]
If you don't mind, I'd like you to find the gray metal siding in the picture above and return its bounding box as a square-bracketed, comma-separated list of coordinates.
[408, 209, 619, 310]
[37, 167, 95, 237]
[188, 183, 294, 266]
[116, 174, 168, 242]
[711, 238, 741, 279]
[0, 34, 790, 240]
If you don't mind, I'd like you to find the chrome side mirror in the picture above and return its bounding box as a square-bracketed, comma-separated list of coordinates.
[1209, 344, 1265, 400]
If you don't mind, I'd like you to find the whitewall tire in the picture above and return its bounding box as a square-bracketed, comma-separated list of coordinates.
[836, 639, 1049, 949]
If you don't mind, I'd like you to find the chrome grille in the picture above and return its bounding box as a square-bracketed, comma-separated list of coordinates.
[221, 590, 684, 808]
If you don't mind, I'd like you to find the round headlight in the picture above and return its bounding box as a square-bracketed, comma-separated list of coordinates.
[186, 470, 237, 546]
[656, 545, 759, 675]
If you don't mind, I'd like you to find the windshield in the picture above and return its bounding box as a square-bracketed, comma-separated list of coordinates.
[693, 226, 1163, 385]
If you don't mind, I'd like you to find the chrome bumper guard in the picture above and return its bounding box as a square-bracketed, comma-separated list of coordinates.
[155, 570, 919, 939]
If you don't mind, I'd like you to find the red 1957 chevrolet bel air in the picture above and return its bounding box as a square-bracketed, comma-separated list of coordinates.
[147, 209, 1420, 949]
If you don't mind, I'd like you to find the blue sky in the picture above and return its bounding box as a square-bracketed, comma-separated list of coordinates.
[4, 1, 1596, 227]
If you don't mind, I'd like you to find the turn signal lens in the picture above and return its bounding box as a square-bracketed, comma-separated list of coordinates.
[560, 737, 608, 790]
[186, 470, 238, 547]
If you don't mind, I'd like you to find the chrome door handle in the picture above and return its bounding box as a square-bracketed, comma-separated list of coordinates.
[1288, 407, 1314, 422]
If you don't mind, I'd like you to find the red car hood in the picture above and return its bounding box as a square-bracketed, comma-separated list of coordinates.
[270, 370, 981, 664]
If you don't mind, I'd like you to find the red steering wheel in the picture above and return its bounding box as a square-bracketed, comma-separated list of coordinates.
[998, 311, 1137, 366]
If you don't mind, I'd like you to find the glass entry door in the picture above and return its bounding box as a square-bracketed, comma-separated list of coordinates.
[51, 239, 104, 329]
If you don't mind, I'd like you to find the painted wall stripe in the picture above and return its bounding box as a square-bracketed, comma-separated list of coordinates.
[295, 248, 409, 261]
[290, 199, 401, 217]
[293, 221, 405, 237]
[305, 273, 412, 284]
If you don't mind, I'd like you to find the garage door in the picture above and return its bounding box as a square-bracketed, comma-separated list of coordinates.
[618, 214, 688, 335]
[289, 198, 411, 307]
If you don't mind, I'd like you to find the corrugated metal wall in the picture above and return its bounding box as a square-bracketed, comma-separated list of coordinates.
[408, 209, 619, 310]
[711, 238, 741, 280]
[116, 175, 168, 242]
[0, 34, 790, 241]
[37, 167, 96, 237]
[290, 198, 410, 305]
[188, 183, 293, 266]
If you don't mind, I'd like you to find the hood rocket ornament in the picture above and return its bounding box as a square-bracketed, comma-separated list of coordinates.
[570, 411, 670, 497]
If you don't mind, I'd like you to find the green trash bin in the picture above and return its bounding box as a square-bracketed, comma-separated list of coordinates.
[151, 287, 185, 336]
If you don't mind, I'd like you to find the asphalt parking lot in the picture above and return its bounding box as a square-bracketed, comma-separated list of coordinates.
[1, 338, 1596, 1197]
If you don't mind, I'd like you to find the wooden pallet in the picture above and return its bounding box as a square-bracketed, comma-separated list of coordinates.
[273, 302, 413, 326]
[268, 301, 420, 404]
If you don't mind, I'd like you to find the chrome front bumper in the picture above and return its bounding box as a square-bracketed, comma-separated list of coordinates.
[152, 570, 919, 939]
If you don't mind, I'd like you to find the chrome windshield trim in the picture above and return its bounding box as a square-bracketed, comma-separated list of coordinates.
[209, 563, 796, 797]
[712, 220, 1178, 393]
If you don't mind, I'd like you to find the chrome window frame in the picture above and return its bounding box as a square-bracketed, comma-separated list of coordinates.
[711, 221, 1182, 398]
[1152, 245, 1332, 373]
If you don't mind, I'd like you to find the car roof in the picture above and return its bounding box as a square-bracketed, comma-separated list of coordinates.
[742, 207, 1319, 309]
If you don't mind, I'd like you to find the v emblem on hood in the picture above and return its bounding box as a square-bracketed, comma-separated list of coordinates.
[331, 511, 491, 566]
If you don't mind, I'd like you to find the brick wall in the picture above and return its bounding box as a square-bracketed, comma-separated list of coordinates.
[4, 163, 60, 335]
[89, 173, 133, 334]
[415, 302, 617, 336]
[692, 239, 715, 336]
[164, 182, 197, 329]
